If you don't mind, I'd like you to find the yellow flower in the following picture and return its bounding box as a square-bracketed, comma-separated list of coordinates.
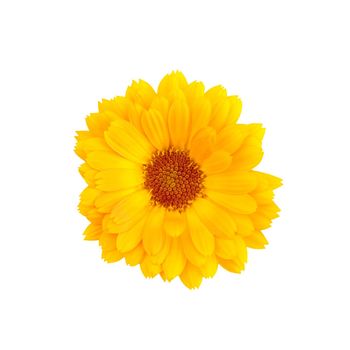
[75, 71, 282, 289]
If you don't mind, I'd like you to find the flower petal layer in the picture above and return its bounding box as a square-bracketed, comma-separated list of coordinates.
[110, 190, 150, 227]
[186, 207, 215, 256]
[180, 231, 207, 267]
[95, 168, 143, 191]
[163, 210, 186, 237]
[206, 190, 257, 214]
[104, 119, 153, 163]
[142, 206, 166, 256]
[180, 262, 203, 289]
[141, 109, 170, 150]
[201, 151, 232, 175]
[162, 238, 186, 281]
[204, 171, 257, 194]
[117, 217, 147, 253]
[189, 127, 216, 164]
[199, 255, 218, 278]
[168, 97, 190, 148]
[87, 151, 139, 170]
[192, 198, 237, 238]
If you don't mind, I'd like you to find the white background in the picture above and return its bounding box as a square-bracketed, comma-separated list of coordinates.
[1, 0, 349, 349]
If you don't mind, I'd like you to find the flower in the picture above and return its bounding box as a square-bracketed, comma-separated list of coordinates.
[75, 71, 282, 289]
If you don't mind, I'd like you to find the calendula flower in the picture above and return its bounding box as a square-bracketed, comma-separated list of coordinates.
[75, 71, 282, 289]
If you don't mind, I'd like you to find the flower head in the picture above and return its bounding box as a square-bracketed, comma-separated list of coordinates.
[75, 71, 282, 288]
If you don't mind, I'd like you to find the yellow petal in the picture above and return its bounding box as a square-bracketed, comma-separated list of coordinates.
[78, 188, 102, 222]
[140, 256, 161, 278]
[228, 124, 265, 170]
[168, 97, 190, 149]
[186, 207, 215, 256]
[209, 99, 230, 131]
[79, 186, 100, 206]
[215, 124, 246, 154]
[99, 233, 123, 263]
[124, 244, 144, 266]
[76, 137, 111, 160]
[217, 257, 244, 273]
[258, 203, 280, 219]
[180, 262, 203, 289]
[101, 214, 112, 232]
[116, 217, 147, 253]
[244, 124, 266, 144]
[192, 198, 237, 238]
[205, 85, 227, 105]
[200, 255, 218, 278]
[158, 71, 188, 97]
[102, 214, 121, 234]
[141, 109, 169, 150]
[252, 190, 274, 205]
[86, 151, 139, 170]
[126, 79, 156, 109]
[104, 119, 153, 164]
[142, 206, 166, 255]
[150, 96, 169, 118]
[250, 212, 271, 230]
[109, 208, 149, 234]
[99, 233, 117, 251]
[230, 146, 263, 170]
[163, 210, 186, 237]
[79, 163, 97, 186]
[185, 81, 205, 101]
[83, 223, 102, 241]
[162, 238, 186, 281]
[206, 190, 257, 214]
[215, 237, 238, 259]
[266, 174, 283, 190]
[159, 271, 167, 282]
[231, 214, 255, 236]
[243, 231, 268, 249]
[253, 171, 283, 190]
[227, 95, 242, 123]
[110, 189, 150, 226]
[204, 171, 257, 194]
[188, 97, 211, 143]
[150, 235, 171, 265]
[180, 231, 207, 267]
[95, 188, 137, 213]
[75, 131, 90, 159]
[189, 127, 216, 164]
[99, 96, 130, 120]
[102, 250, 123, 263]
[201, 151, 232, 175]
[98, 98, 119, 113]
[95, 168, 143, 191]
[86, 113, 111, 136]
[124, 103, 144, 134]
[236, 235, 248, 264]
[78, 205, 102, 223]
[98, 99, 130, 125]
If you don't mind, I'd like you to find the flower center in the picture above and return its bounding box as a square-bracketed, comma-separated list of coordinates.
[144, 148, 205, 211]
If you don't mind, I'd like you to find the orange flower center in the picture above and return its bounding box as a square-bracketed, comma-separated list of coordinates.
[144, 148, 205, 211]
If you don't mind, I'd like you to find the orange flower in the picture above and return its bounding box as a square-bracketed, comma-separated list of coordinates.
[75, 71, 282, 288]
